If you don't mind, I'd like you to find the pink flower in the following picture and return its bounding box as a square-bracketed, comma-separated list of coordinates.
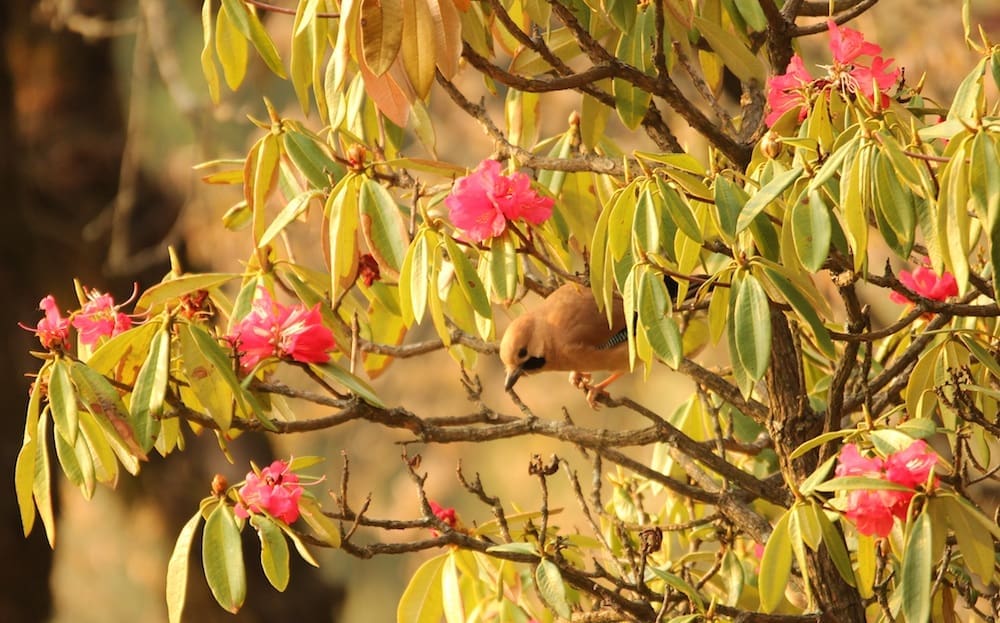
[827, 19, 882, 65]
[852, 55, 899, 100]
[835, 441, 939, 537]
[884, 440, 938, 489]
[429, 501, 458, 529]
[843, 490, 898, 537]
[765, 55, 814, 127]
[228, 287, 336, 372]
[890, 264, 958, 304]
[235, 459, 304, 524]
[22, 295, 71, 350]
[835, 443, 884, 477]
[72, 290, 132, 347]
[445, 159, 554, 243]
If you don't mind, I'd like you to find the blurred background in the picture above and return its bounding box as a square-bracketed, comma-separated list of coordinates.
[0, 1, 995, 621]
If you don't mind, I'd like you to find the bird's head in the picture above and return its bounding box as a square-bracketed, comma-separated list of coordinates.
[499, 315, 548, 391]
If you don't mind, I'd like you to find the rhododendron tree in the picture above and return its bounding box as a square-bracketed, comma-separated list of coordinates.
[13, 2, 1000, 623]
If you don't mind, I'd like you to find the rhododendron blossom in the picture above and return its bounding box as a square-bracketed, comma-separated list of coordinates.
[234, 460, 304, 524]
[429, 501, 457, 529]
[765, 55, 814, 127]
[890, 263, 958, 305]
[445, 159, 554, 243]
[228, 286, 336, 372]
[765, 20, 899, 127]
[23, 295, 71, 350]
[835, 441, 939, 537]
[72, 290, 133, 347]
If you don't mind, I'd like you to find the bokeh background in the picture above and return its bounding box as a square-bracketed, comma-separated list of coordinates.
[1, 1, 996, 621]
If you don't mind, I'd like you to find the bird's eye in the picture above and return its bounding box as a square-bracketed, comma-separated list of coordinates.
[517, 347, 527, 359]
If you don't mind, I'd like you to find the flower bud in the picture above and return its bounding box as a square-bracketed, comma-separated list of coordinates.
[211, 474, 228, 497]
[760, 130, 783, 159]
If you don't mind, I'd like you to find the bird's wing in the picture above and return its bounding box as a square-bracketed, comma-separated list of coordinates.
[539, 284, 628, 371]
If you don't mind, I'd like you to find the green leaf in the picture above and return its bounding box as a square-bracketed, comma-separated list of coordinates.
[283, 129, 341, 190]
[215, 2, 248, 91]
[250, 134, 281, 245]
[69, 361, 147, 467]
[797, 454, 837, 497]
[692, 16, 765, 84]
[813, 476, 914, 493]
[900, 511, 933, 623]
[130, 326, 170, 453]
[54, 424, 94, 498]
[443, 236, 491, 319]
[488, 234, 518, 303]
[738, 165, 802, 234]
[399, 228, 429, 325]
[359, 177, 409, 278]
[400, 0, 436, 98]
[167, 511, 203, 623]
[397, 552, 446, 623]
[14, 437, 36, 536]
[943, 495, 994, 584]
[814, 503, 856, 587]
[647, 566, 706, 612]
[297, 497, 341, 548]
[712, 175, 746, 242]
[441, 551, 464, 623]
[260, 190, 323, 247]
[722, 549, 745, 607]
[33, 412, 56, 547]
[791, 190, 832, 272]
[200, 0, 221, 103]
[49, 359, 79, 446]
[135, 273, 240, 314]
[327, 174, 361, 305]
[760, 264, 835, 358]
[203, 503, 247, 613]
[732, 272, 771, 381]
[947, 56, 986, 121]
[656, 177, 703, 243]
[613, 7, 653, 129]
[794, 502, 822, 551]
[308, 361, 384, 407]
[872, 153, 915, 259]
[251, 514, 291, 591]
[178, 324, 235, 431]
[759, 510, 793, 613]
[535, 559, 571, 619]
[639, 269, 683, 368]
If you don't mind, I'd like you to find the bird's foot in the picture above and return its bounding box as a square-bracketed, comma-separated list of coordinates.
[585, 385, 609, 410]
[569, 371, 592, 390]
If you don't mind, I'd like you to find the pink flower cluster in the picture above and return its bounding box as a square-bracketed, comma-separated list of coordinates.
[22, 290, 133, 351]
[228, 287, 336, 372]
[445, 159, 554, 243]
[835, 440, 938, 537]
[766, 20, 899, 127]
[234, 459, 304, 524]
[889, 263, 958, 305]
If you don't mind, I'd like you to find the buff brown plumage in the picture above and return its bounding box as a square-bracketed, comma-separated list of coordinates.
[499, 283, 629, 407]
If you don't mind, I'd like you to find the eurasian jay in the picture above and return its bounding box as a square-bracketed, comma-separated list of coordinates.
[499, 277, 684, 407]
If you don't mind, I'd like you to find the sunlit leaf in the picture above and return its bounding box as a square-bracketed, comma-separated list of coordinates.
[759, 510, 792, 613]
[203, 503, 247, 613]
[167, 511, 203, 623]
[535, 559, 571, 619]
[251, 514, 291, 591]
[397, 552, 447, 623]
[900, 511, 933, 623]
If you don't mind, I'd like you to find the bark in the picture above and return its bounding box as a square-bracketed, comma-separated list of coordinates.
[765, 312, 867, 623]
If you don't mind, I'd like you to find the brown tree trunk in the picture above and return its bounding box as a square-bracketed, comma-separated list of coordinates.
[766, 312, 867, 623]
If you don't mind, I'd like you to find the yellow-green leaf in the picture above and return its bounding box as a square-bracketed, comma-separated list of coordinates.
[397, 552, 447, 623]
[167, 511, 203, 623]
[216, 3, 248, 91]
[759, 510, 793, 613]
[203, 503, 247, 613]
[251, 514, 290, 591]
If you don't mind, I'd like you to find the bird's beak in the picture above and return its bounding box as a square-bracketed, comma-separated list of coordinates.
[504, 366, 523, 391]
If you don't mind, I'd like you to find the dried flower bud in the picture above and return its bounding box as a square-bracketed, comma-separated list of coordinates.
[211, 474, 228, 497]
[760, 130, 783, 159]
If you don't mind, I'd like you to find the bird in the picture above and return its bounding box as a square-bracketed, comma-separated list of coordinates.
[499, 276, 687, 408]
